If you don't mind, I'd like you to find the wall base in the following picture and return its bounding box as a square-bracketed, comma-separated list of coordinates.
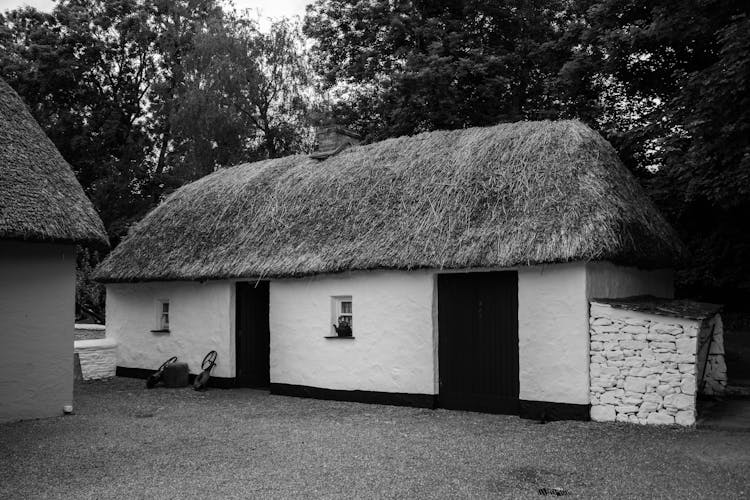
[270, 383, 437, 409]
[115, 366, 239, 389]
[519, 400, 590, 421]
[115, 369, 590, 420]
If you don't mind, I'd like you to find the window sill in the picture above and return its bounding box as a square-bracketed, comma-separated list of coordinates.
[324, 336, 355, 339]
[150, 329, 171, 334]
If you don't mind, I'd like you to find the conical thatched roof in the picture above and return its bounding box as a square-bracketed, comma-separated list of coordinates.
[95, 120, 684, 283]
[0, 79, 108, 246]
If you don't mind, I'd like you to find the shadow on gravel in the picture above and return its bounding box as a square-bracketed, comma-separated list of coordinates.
[698, 398, 750, 431]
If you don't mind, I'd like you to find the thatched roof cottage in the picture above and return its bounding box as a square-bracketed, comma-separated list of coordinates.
[96, 120, 683, 419]
[0, 78, 108, 423]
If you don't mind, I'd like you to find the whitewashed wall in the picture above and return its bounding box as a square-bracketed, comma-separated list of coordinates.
[270, 270, 436, 394]
[518, 263, 590, 405]
[516, 261, 675, 407]
[270, 262, 674, 405]
[104, 260, 676, 409]
[75, 338, 117, 380]
[0, 241, 75, 423]
[586, 262, 674, 299]
[106, 281, 234, 378]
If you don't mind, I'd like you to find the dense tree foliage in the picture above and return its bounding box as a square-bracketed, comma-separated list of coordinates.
[560, 0, 750, 294]
[304, 0, 581, 140]
[304, 0, 750, 297]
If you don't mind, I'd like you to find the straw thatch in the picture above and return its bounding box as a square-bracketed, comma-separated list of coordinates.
[0, 78, 108, 246]
[95, 120, 684, 282]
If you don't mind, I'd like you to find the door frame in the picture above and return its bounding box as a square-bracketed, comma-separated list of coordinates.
[437, 270, 519, 414]
[234, 281, 270, 388]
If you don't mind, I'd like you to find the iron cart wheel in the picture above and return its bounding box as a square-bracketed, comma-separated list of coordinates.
[194, 351, 218, 391]
[146, 356, 178, 389]
[201, 350, 217, 371]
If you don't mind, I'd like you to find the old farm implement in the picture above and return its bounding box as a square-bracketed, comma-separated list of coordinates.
[193, 350, 218, 391]
[146, 356, 178, 388]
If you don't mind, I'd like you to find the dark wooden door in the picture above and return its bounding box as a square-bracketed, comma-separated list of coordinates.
[438, 271, 519, 414]
[235, 281, 270, 387]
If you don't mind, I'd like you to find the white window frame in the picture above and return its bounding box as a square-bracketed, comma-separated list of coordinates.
[331, 296, 353, 336]
[155, 299, 170, 332]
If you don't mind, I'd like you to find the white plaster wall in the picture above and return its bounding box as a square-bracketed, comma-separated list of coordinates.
[516, 261, 674, 407]
[106, 281, 234, 378]
[518, 262, 590, 405]
[586, 262, 674, 299]
[0, 241, 75, 423]
[270, 270, 436, 394]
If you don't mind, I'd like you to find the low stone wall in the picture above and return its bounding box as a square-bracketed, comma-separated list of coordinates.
[74, 338, 117, 380]
[589, 302, 701, 426]
[74, 323, 106, 341]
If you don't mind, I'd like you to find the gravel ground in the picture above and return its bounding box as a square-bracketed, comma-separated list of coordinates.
[1, 378, 749, 499]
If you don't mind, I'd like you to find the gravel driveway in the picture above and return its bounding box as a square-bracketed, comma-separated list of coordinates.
[1, 378, 748, 499]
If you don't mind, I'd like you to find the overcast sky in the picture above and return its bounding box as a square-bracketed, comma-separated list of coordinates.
[0, 0, 311, 22]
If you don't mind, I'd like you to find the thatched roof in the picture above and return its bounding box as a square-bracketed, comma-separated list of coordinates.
[0, 78, 108, 246]
[95, 120, 684, 283]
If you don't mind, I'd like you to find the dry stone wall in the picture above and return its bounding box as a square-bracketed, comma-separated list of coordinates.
[589, 303, 700, 426]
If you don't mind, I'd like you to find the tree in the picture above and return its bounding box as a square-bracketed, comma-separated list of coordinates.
[303, 0, 579, 140]
[145, 0, 225, 183]
[560, 0, 750, 291]
[224, 16, 312, 159]
[182, 16, 312, 163]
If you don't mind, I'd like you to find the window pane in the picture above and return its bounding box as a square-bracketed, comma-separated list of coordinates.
[162, 302, 169, 313]
[160, 313, 169, 330]
[341, 301, 352, 314]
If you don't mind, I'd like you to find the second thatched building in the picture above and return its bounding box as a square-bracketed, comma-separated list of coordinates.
[95, 120, 683, 420]
[1, 78, 108, 423]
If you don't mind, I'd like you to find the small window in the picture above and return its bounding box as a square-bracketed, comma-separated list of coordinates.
[330, 296, 353, 338]
[160, 302, 170, 330]
[152, 300, 170, 332]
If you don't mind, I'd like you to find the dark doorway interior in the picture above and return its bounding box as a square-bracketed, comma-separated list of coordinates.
[235, 281, 270, 388]
[438, 271, 519, 414]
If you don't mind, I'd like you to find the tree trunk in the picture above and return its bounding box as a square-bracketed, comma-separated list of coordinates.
[264, 127, 277, 158]
[155, 127, 171, 176]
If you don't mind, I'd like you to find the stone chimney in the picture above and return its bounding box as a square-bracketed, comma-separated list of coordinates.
[310, 125, 361, 160]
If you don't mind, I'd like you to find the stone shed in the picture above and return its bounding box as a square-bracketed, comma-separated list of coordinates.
[589, 297, 725, 426]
